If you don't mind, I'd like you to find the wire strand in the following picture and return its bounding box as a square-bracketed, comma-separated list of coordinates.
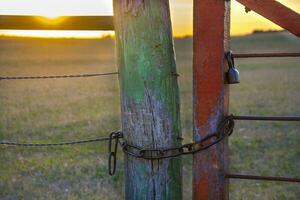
[0, 137, 112, 147]
[0, 72, 119, 80]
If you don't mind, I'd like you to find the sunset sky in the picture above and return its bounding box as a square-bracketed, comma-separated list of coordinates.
[0, 0, 299, 38]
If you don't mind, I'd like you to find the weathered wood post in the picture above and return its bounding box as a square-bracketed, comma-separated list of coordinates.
[193, 0, 231, 199]
[113, 1, 182, 199]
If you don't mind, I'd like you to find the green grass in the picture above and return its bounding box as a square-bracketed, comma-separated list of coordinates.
[229, 31, 300, 200]
[0, 31, 299, 199]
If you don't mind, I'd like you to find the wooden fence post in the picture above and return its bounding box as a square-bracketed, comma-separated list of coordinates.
[193, 0, 231, 199]
[113, 1, 182, 199]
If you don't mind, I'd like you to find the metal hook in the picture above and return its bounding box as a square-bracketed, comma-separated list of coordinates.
[108, 132, 120, 176]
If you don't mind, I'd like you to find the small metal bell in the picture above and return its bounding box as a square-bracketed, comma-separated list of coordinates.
[226, 51, 240, 84]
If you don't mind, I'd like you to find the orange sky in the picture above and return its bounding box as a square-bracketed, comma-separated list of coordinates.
[0, 0, 299, 38]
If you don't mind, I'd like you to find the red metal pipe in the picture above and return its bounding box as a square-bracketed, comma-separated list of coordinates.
[193, 0, 230, 199]
[236, 0, 300, 37]
[233, 115, 300, 121]
[227, 173, 300, 183]
[233, 53, 300, 58]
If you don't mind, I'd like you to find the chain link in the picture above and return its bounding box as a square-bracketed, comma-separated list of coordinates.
[0, 132, 123, 175]
[108, 131, 122, 176]
[120, 115, 235, 160]
[0, 116, 234, 175]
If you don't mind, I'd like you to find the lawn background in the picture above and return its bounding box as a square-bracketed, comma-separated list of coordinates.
[0, 31, 299, 199]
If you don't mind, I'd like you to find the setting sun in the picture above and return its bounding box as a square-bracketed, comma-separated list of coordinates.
[34, 16, 67, 25]
[42, 13, 62, 19]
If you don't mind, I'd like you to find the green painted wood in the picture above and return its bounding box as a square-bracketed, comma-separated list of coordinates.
[113, 1, 182, 199]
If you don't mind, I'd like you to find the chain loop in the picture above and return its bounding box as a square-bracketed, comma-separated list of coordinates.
[108, 131, 122, 175]
[121, 115, 235, 160]
[0, 116, 234, 174]
[2, 114, 300, 176]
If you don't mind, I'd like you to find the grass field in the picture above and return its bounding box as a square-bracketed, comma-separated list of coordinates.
[0, 31, 299, 199]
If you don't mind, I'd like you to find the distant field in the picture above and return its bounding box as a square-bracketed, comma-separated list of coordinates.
[0, 31, 299, 200]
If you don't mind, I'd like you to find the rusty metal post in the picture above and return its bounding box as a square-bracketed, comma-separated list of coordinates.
[236, 0, 300, 37]
[193, 0, 231, 199]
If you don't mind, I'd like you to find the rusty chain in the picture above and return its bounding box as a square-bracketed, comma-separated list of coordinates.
[119, 115, 235, 160]
[0, 132, 123, 176]
[108, 131, 122, 175]
[0, 116, 234, 175]
[2, 114, 300, 176]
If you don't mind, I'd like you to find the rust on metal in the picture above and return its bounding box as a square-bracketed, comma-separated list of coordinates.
[236, 0, 300, 37]
[233, 53, 300, 58]
[0, 15, 114, 30]
[193, 0, 230, 199]
[227, 173, 300, 183]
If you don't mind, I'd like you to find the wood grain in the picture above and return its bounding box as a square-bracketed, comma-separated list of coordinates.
[113, 1, 182, 199]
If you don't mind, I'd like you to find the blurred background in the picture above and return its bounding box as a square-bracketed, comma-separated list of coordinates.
[0, 0, 299, 199]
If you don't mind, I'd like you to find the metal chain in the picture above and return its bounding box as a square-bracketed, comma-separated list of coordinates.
[108, 131, 122, 176]
[2, 113, 298, 175]
[0, 132, 123, 175]
[0, 116, 233, 174]
[120, 115, 235, 160]
[0, 72, 119, 80]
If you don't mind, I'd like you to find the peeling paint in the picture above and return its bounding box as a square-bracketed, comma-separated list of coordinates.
[114, 1, 182, 199]
[193, 0, 230, 199]
[194, 176, 209, 200]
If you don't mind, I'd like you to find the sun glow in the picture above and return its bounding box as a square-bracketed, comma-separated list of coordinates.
[34, 16, 66, 25]
[42, 13, 61, 19]
[0, 30, 114, 39]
